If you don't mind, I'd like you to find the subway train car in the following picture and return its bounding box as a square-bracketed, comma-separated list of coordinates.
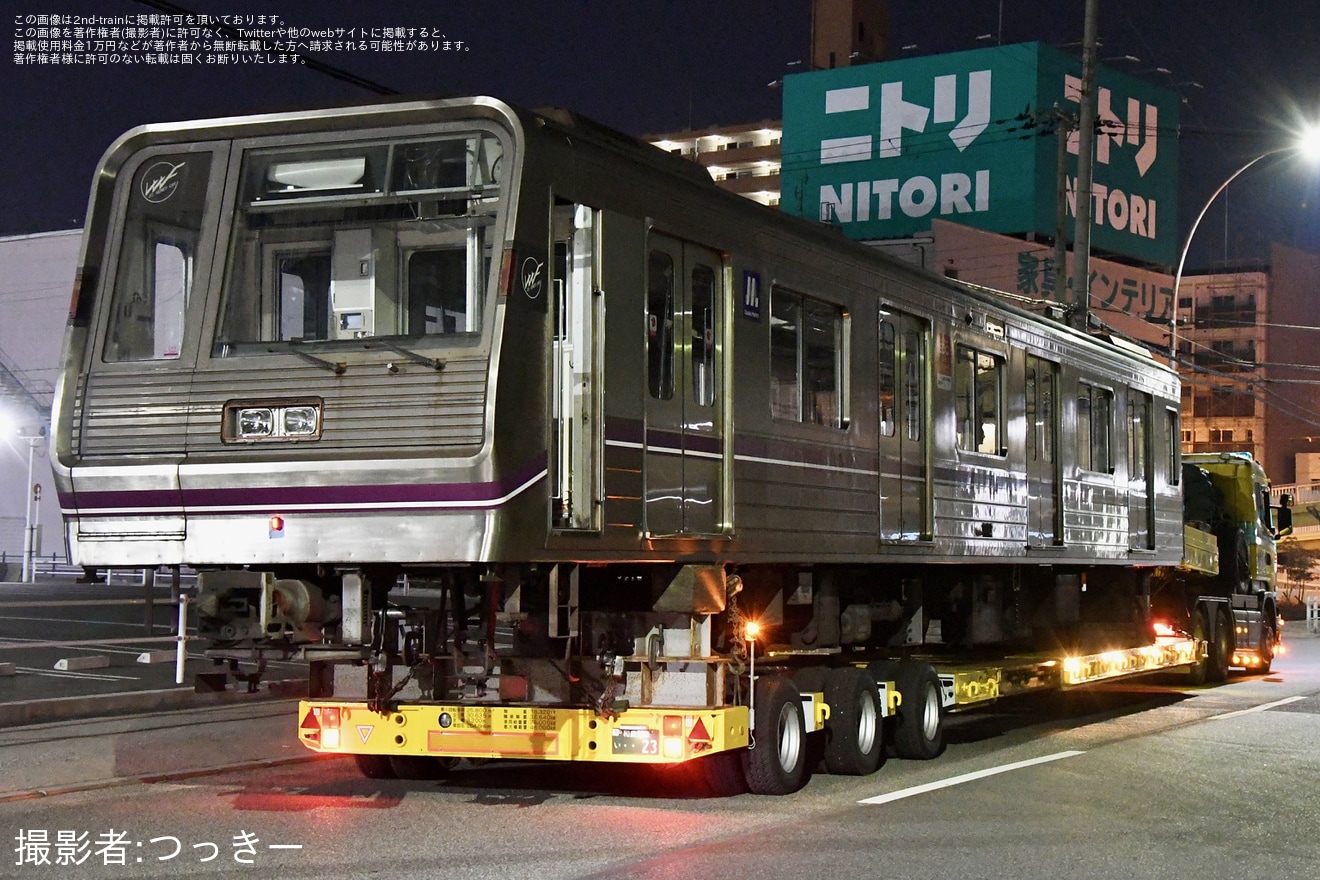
[53, 97, 1189, 790]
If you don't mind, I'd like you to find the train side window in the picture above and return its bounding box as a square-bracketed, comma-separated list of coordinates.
[1026, 355, 1057, 464]
[1129, 392, 1149, 481]
[104, 152, 212, 362]
[647, 249, 675, 400]
[954, 345, 1002, 455]
[879, 320, 896, 436]
[1166, 408, 1180, 484]
[902, 328, 923, 441]
[1077, 382, 1114, 473]
[771, 288, 847, 428]
[691, 263, 717, 407]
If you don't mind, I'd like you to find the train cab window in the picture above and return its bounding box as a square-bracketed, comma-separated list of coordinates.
[213, 132, 503, 356]
[954, 345, 1003, 455]
[104, 152, 213, 362]
[1077, 382, 1114, 473]
[647, 250, 676, 399]
[770, 288, 847, 428]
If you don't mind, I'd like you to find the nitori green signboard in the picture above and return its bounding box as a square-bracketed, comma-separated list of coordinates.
[781, 42, 1179, 265]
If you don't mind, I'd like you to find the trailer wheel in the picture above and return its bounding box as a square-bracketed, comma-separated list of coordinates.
[388, 755, 458, 780]
[1185, 608, 1210, 686]
[741, 675, 809, 795]
[823, 667, 885, 776]
[700, 751, 748, 797]
[1208, 607, 1233, 683]
[352, 754, 396, 779]
[893, 662, 945, 760]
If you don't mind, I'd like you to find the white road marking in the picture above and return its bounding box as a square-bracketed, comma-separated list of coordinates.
[1208, 695, 1307, 720]
[858, 750, 1086, 805]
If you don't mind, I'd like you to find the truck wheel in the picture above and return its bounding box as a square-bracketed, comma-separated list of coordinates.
[893, 662, 945, 760]
[1259, 616, 1277, 674]
[388, 755, 458, 779]
[1208, 607, 1233, 683]
[353, 754, 396, 779]
[700, 751, 748, 797]
[741, 675, 809, 795]
[1185, 608, 1210, 686]
[823, 667, 885, 776]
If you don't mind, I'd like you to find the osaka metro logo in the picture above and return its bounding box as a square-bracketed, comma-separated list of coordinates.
[521, 257, 544, 300]
[140, 160, 186, 204]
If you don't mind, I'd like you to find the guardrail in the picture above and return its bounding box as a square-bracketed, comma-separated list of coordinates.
[0, 593, 193, 684]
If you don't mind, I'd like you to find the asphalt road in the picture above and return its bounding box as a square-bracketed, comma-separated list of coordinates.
[1, 630, 1317, 879]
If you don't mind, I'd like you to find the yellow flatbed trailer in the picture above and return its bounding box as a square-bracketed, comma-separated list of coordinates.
[297, 635, 1199, 765]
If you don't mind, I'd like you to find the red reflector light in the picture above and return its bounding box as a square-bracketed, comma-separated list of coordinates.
[322, 707, 341, 728]
[662, 715, 682, 736]
[269, 515, 285, 532]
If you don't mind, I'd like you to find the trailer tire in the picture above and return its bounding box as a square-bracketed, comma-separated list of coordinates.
[741, 675, 809, 795]
[1208, 607, 1233, 683]
[700, 751, 748, 797]
[1185, 607, 1210, 686]
[893, 662, 945, 760]
[353, 754, 396, 780]
[388, 755, 458, 780]
[823, 667, 885, 776]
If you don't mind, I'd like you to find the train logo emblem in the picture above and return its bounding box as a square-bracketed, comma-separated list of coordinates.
[521, 257, 544, 300]
[141, 160, 186, 204]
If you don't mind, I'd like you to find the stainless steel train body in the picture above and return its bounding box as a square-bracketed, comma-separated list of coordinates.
[53, 96, 1183, 659]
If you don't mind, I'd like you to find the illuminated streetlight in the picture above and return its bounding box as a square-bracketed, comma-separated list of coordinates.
[1169, 125, 1320, 356]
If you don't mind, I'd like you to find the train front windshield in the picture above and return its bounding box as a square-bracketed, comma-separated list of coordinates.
[101, 127, 507, 365]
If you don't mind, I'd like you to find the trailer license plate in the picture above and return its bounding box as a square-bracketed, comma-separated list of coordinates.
[611, 725, 659, 756]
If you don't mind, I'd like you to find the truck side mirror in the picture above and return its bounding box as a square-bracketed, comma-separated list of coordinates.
[1276, 505, 1294, 538]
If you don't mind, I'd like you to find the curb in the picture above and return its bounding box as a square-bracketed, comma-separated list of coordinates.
[0, 678, 306, 728]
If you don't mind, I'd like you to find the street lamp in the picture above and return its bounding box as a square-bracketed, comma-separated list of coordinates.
[1169, 125, 1320, 357]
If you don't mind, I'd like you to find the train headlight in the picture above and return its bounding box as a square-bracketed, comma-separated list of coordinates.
[224, 399, 323, 443]
[237, 407, 274, 437]
[282, 406, 319, 436]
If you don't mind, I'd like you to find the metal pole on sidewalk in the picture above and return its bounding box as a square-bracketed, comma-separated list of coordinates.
[176, 594, 189, 685]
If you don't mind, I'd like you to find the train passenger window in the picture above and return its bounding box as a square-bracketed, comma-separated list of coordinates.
[903, 328, 923, 441]
[1077, 382, 1114, 473]
[104, 152, 212, 362]
[1129, 393, 1149, 481]
[1166, 408, 1181, 485]
[691, 264, 717, 407]
[1026, 356, 1057, 463]
[878, 321, 896, 436]
[647, 250, 675, 400]
[771, 288, 847, 428]
[954, 345, 1002, 455]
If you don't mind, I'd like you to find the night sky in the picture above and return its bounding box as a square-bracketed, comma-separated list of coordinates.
[4, 0, 1319, 270]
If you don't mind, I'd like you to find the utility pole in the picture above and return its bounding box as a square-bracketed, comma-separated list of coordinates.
[1070, 0, 1099, 331]
[1053, 104, 1073, 303]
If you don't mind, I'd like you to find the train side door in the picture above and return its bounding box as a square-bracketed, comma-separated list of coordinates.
[1026, 355, 1062, 546]
[550, 203, 602, 530]
[879, 311, 931, 542]
[643, 234, 724, 537]
[1128, 391, 1154, 550]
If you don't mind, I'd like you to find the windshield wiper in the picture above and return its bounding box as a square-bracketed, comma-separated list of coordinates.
[367, 340, 445, 372]
[281, 340, 347, 374]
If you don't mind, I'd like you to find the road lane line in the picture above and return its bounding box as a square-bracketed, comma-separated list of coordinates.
[1208, 695, 1306, 720]
[858, 750, 1086, 805]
